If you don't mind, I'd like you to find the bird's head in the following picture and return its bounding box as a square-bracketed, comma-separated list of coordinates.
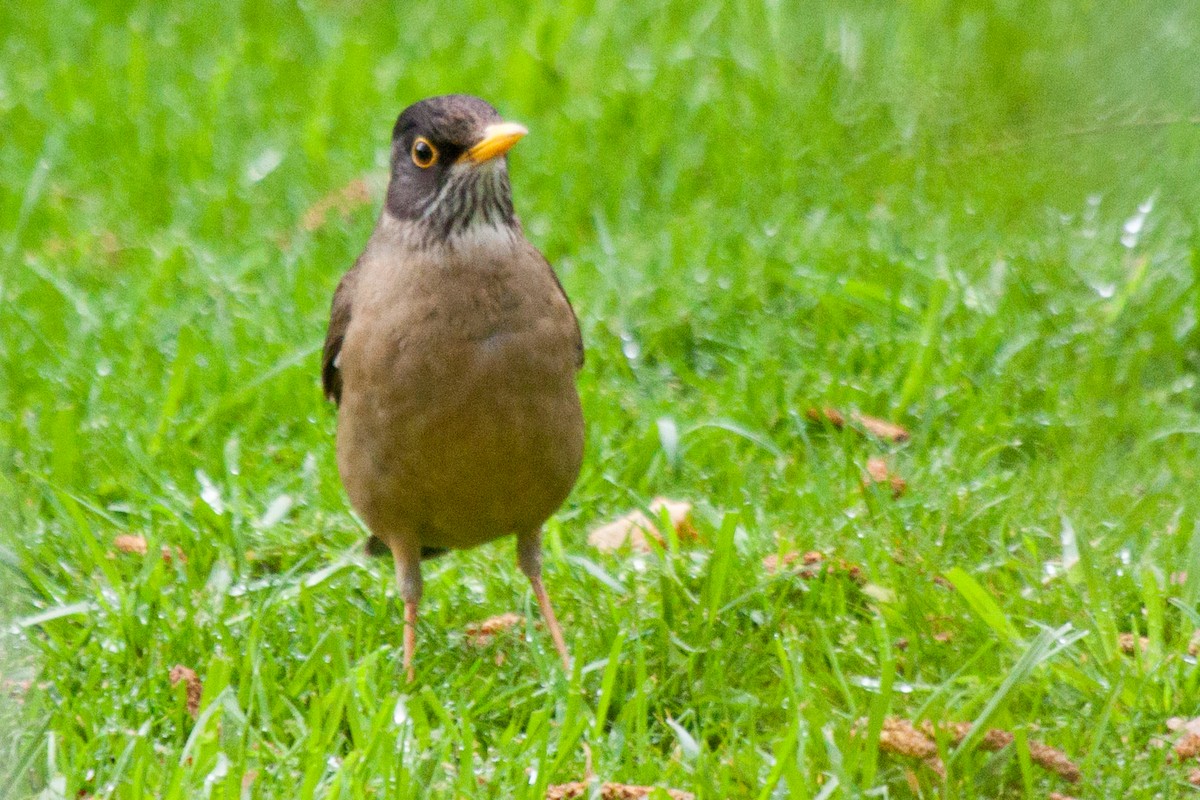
[384, 95, 526, 245]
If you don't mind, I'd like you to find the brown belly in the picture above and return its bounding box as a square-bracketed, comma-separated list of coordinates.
[336, 335, 583, 549]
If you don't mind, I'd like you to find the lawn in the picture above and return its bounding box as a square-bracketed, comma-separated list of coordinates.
[3, 0, 1200, 797]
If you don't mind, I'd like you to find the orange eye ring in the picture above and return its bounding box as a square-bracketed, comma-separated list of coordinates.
[411, 137, 438, 168]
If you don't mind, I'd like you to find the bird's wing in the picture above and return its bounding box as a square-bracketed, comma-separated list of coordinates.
[321, 266, 360, 405]
[536, 248, 584, 370]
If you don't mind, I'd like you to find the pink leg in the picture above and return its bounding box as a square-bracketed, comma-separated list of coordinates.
[391, 540, 423, 683]
[518, 531, 571, 672]
[403, 601, 418, 683]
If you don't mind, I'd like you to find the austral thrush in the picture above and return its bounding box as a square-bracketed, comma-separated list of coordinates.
[322, 95, 583, 681]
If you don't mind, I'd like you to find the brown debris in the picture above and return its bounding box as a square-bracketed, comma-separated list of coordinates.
[113, 534, 148, 556]
[864, 456, 907, 498]
[806, 407, 846, 428]
[161, 545, 187, 565]
[1189, 769, 1200, 787]
[464, 612, 523, 647]
[878, 719, 1078, 783]
[169, 665, 202, 717]
[302, 178, 372, 231]
[878, 718, 939, 760]
[805, 407, 910, 443]
[546, 783, 693, 800]
[588, 498, 696, 553]
[762, 550, 866, 585]
[1176, 733, 1200, 761]
[1029, 741, 1081, 783]
[762, 550, 824, 574]
[1189, 630, 1200, 656]
[1049, 794, 1080, 800]
[854, 413, 911, 443]
[1118, 632, 1150, 655]
[980, 728, 1015, 751]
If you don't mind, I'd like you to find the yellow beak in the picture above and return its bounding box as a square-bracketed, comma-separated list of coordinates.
[461, 122, 528, 163]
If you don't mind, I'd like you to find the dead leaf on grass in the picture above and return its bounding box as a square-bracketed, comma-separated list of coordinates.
[762, 551, 868, 585]
[805, 407, 847, 428]
[1028, 740, 1082, 783]
[113, 534, 148, 556]
[805, 408, 911, 443]
[169, 665, 202, 717]
[464, 612, 523, 647]
[546, 782, 694, 800]
[876, 718, 938, 759]
[302, 178, 372, 231]
[854, 413, 911, 443]
[874, 719, 1079, 784]
[588, 498, 696, 553]
[762, 550, 824, 575]
[161, 545, 187, 565]
[1176, 732, 1200, 761]
[864, 456, 907, 498]
[1190, 768, 1200, 787]
[1118, 632, 1150, 655]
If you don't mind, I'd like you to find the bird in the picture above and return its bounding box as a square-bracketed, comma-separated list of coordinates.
[321, 95, 584, 682]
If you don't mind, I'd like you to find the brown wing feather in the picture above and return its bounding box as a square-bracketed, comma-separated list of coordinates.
[322, 267, 360, 405]
[536, 249, 584, 369]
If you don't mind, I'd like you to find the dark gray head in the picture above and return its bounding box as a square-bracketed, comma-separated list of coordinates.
[385, 95, 525, 242]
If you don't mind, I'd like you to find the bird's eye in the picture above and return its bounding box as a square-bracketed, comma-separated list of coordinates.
[411, 138, 438, 168]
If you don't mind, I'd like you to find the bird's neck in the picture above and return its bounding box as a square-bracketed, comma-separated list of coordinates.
[373, 211, 522, 256]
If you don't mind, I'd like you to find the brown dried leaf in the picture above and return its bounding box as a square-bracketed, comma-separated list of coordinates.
[762, 550, 823, 574]
[113, 534, 148, 556]
[1028, 741, 1081, 783]
[980, 729, 1015, 751]
[464, 612, 523, 647]
[1176, 732, 1200, 761]
[805, 407, 846, 429]
[1189, 630, 1200, 656]
[864, 456, 907, 498]
[1118, 632, 1150, 655]
[169, 665, 202, 717]
[877, 718, 939, 759]
[588, 498, 696, 553]
[545, 782, 694, 799]
[914, 721, 1078, 783]
[852, 412, 911, 443]
[1190, 769, 1200, 787]
[302, 178, 372, 231]
[161, 545, 187, 565]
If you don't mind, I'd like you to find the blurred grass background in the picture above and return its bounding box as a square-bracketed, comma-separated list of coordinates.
[2, 0, 1199, 797]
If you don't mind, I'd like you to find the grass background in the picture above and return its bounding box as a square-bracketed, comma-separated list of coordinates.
[2, 0, 1200, 796]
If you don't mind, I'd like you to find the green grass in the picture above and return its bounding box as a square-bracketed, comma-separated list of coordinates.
[3, 0, 1200, 797]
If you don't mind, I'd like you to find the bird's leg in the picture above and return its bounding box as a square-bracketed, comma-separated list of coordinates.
[517, 530, 571, 672]
[390, 540, 424, 683]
